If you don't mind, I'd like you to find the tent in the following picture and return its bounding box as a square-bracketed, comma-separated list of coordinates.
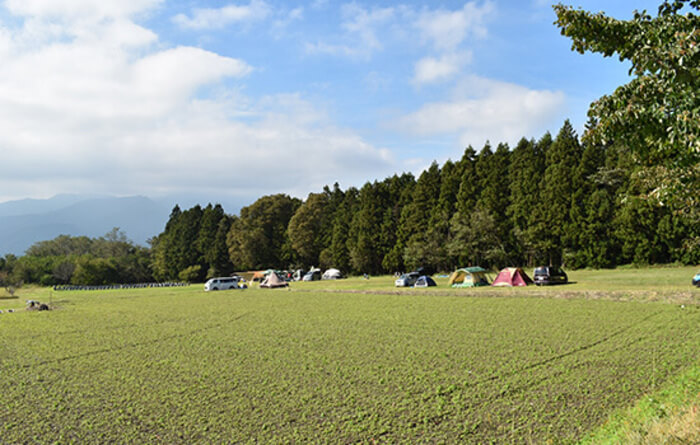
[491, 268, 533, 287]
[322, 268, 343, 280]
[260, 272, 289, 288]
[448, 267, 490, 288]
[414, 276, 437, 287]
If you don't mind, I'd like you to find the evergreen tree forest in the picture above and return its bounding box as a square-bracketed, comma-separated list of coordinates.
[148, 120, 698, 280]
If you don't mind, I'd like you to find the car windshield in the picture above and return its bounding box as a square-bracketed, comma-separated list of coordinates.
[534, 267, 547, 274]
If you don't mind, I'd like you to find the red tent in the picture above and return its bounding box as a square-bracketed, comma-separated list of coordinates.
[491, 268, 533, 287]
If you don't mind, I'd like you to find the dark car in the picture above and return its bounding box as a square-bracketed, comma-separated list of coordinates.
[533, 266, 568, 286]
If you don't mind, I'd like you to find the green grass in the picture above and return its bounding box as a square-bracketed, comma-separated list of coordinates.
[293, 266, 699, 304]
[0, 267, 698, 443]
[580, 365, 700, 444]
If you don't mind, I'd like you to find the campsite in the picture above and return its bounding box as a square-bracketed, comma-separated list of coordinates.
[1, 266, 698, 443]
[0, 1, 698, 443]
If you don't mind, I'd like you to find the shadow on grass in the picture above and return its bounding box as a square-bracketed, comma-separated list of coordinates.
[0, 296, 19, 300]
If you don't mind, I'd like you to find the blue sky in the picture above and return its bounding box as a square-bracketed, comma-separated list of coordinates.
[0, 0, 660, 208]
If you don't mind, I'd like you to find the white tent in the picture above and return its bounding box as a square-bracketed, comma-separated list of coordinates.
[322, 268, 343, 280]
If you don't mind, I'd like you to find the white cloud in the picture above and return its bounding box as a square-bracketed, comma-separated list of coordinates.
[172, 0, 270, 30]
[0, 1, 394, 202]
[305, 4, 395, 59]
[413, 51, 472, 85]
[305, 1, 493, 72]
[415, 1, 493, 51]
[4, 0, 162, 20]
[396, 76, 566, 148]
[275, 7, 303, 27]
[341, 4, 395, 52]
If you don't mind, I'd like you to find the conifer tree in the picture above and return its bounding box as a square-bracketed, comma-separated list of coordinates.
[197, 204, 227, 277]
[539, 121, 582, 265]
[209, 217, 234, 276]
[380, 173, 415, 273]
[448, 146, 479, 266]
[523, 132, 553, 265]
[347, 182, 386, 274]
[400, 162, 442, 270]
[566, 135, 606, 267]
[506, 138, 541, 264]
[476, 142, 512, 266]
[328, 187, 357, 272]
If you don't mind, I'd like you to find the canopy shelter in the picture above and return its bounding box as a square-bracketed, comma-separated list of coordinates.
[414, 276, 437, 287]
[448, 267, 490, 288]
[251, 271, 266, 282]
[260, 272, 289, 288]
[491, 268, 533, 287]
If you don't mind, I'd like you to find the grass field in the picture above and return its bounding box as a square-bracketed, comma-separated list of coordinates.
[1, 267, 698, 443]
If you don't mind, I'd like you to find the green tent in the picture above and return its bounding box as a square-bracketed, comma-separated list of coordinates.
[448, 267, 490, 288]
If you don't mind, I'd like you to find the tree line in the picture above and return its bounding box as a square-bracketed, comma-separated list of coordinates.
[0, 228, 153, 288]
[150, 120, 698, 281]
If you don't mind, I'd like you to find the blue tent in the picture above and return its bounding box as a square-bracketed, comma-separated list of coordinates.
[414, 276, 437, 287]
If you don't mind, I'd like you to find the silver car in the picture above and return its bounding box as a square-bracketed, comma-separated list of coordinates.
[395, 272, 420, 287]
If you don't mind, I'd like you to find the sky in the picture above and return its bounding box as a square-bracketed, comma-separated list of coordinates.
[0, 0, 662, 209]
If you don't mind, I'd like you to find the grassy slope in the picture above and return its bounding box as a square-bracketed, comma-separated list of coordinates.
[0, 267, 698, 443]
[581, 365, 699, 444]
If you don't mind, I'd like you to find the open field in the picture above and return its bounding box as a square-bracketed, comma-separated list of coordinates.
[0, 267, 698, 443]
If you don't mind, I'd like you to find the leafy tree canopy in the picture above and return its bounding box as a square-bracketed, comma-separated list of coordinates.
[554, 1, 699, 213]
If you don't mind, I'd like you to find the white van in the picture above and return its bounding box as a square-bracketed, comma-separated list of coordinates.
[204, 276, 241, 291]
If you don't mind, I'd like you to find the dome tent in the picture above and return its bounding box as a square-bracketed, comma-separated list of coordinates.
[491, 268, 533, 287]
[414, 276, 437, 287]
[448, 267, 490, 288]
[322, 268, 343, 280]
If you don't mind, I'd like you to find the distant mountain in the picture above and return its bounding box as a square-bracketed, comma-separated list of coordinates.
[0, 196, 170, 256]
[0, 194, 103, 218]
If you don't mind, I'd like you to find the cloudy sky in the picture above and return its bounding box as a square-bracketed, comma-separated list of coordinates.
[0, 0, 659, 207]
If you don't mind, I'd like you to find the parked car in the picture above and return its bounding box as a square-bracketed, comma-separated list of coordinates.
[533, 266, 568, 286]
[395, 272, 420, 287]
[204, 276, 242, 291]
[693, 271, 700, 287]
